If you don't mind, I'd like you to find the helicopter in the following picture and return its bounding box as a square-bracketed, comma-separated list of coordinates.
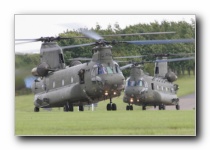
[15, 29, 195, 112]
[120, 54, 195, 111]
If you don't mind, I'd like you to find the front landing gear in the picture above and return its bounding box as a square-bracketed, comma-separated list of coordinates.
[34, 107, 39, 112]
[126, 105, 133, 111]
[107, 98, 117, 111]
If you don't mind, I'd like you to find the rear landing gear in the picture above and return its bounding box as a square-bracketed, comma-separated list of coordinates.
[107, 98, 117, 111]
[63, 102, 74, 112]
[176, 104, 180, 110]
[142, 105, 146, 110]
[79, 105, 84, 111]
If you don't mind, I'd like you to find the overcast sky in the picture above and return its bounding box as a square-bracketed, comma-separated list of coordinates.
[15, 14, 195, 53]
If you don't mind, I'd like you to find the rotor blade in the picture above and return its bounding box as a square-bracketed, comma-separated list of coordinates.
[61, 43, 96, 50]
[41, 42, 96, 52]
[146, 53, 195, 57]
[15, 37, 74, 43]
[102, 31, 176, 37]
[114, 55, 146, 59]
[69, 57, 92, 61]
[123, 39, 195, 45]
[120, 64, 133, 70]
[155, 57, 195, 63]
[15, 40, 39, 45]
[80, 29, 103, 41]
[15, 49, 40, 55]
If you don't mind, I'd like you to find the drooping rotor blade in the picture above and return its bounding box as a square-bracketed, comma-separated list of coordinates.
[155, 57, 195, 63]
[68, 31, 176, 39]
[15, 40, 39, 45]
[122, 39, 195, 45]
[69, 57, 92, 61]
[15, 49, 40, 55]
[120, 64, 133, 70]
[113, 55, 146, 59]
[101, 31, 176, 37]
[40, 42, 96, 52]
[61, 43, 96, 50]
[15, 36, 74, 43]
[80, 29, 103, 41]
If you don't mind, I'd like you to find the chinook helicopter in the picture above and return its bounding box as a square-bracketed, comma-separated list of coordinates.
[15, 29, 195, 112]
[120, 54, 195, 110]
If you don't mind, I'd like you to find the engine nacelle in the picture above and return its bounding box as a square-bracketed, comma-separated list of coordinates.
[165, 72, 177, 82]
[31, 62, 50, 77]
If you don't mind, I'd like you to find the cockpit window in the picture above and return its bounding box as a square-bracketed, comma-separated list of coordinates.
[107, 67, 113, 74]
[98, 66, 107, 74]
[136, 80, 144, 87]
[127, 79, 145, 87]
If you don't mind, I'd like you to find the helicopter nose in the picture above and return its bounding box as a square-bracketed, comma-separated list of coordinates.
[125, 87, 144, 96]
[102, 74, 125, 89]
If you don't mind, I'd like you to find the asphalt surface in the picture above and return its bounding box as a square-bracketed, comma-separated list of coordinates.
[149, 93, 196, 110]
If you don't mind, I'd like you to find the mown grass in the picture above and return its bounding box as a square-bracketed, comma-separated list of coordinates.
[15, 75, 196, 136]
[15, 110, 195, 135]
[174, 75, 195, 97]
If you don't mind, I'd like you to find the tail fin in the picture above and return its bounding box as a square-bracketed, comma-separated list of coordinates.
[40, 42, 65, 70]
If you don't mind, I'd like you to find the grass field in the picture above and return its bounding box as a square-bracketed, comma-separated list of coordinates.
[15, 75, 196, 136]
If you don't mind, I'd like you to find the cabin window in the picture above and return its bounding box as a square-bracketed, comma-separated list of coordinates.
[151, 83, 154, 90]
[53, 81, 55, 88]
[71, 77, 73, 83]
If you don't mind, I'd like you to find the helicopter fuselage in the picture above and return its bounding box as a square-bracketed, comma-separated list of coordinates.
[31, 45, 125, 109]
[123, 66, 179, 109]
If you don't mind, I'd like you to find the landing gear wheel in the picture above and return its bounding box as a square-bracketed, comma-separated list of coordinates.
[126, 105, 129, 110]
[63, 104, 69, 112]
[142, 105, 146, 110]
[68, 104, 74, 112]
[63, 103, 74, 112]
[176, 104, 180, 110]
[107, 103, 111, 111]
[34, 107, 39, 112]
[126, 105, 133, 110]
[112, 103, 117, 111]
[79, 105, 84, 111]
[159, 104, 165, 110]
[162, 105, 166, 110]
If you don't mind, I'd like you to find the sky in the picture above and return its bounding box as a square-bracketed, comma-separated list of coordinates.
[15, 15, 195, 53]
